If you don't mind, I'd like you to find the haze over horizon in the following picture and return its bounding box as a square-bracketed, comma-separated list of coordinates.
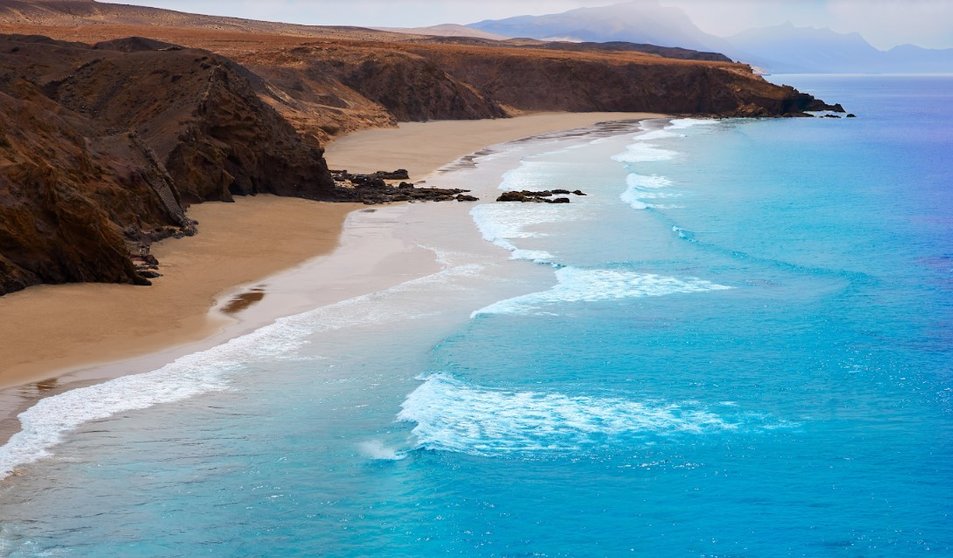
[103, 0, 953, 50]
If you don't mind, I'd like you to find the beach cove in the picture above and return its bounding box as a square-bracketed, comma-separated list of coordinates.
[0, 112, 661, 446]
[1, 74, 951, 556]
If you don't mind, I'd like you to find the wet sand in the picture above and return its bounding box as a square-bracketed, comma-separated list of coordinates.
[0, 197, 357, 390]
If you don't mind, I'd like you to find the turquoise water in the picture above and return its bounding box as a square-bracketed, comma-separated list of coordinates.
[1, 75, 951, 556]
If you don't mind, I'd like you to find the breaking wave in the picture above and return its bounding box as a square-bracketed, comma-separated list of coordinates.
[0, 260, 483, 480]
[472, 267, 732, 316]
[398, 374, 774, 457]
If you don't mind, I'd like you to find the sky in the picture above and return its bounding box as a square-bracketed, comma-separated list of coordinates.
[108, 0, 953, 50]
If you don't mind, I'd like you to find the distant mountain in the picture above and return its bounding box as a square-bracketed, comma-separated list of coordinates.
[469, 3, 953, 74]
[469, 1, 733, 54]
[728, 23, 953, 73]
[883, 44, 953, 74]
[374, 24, 507, 41]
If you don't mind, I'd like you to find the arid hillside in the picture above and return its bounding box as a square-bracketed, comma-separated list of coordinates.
[0, 1, 842, 295]
[0, 0, 841, 141]
[0, 34, 336, 294]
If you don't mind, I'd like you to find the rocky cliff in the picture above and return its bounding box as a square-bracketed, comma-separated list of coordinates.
[0, 34, 335, 294]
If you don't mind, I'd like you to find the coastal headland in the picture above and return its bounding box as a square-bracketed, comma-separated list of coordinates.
[0, 0, 842, 392]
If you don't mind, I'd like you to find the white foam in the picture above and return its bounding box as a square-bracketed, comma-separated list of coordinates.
[619, 186, 650, 210]
[472, 267, 732, 316]
[357, 440, 406, 461]
[667, 118, 715, 130]
[611, 142, 678, 163]
[470, 203, 569, 263]
[620, 174, 681, 210]
[510, 249, 557, 264]
[398, 374, 738, 456]
[626, 173, 672, 189]
[630, 190, 680, 200]
[637, 129, 681, 141]
[0, 357, 233, 480]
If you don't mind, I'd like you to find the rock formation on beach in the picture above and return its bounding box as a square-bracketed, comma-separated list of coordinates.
[0, 0, 844, 295]
[496, 190, 586, 204]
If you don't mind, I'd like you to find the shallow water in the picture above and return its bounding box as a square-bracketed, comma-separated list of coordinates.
[1, 75, 951, 556]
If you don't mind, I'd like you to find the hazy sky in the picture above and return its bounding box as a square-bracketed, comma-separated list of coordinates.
[108, 0, 953, 50]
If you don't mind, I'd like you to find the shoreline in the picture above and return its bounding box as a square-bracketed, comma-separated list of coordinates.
[0, 111, 663, 448]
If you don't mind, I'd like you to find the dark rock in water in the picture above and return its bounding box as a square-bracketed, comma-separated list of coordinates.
[552, 189, 571, 195]
[846, 113, 857, 118]
[456, 194, 479, 202]
[497, 191, 529, 202]
[497, 190, 573, 204]
[823, 114, 841, 119]
[572, 190, 587, 196]
[374, 169, 410, 180]
[334, 182, 473, 204]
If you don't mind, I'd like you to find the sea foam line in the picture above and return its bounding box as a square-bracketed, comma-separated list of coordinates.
[612, 118, 717, 209]
[470, 203, 569, 264]
[398, 373, 743, 457]
[620, 174, 683, 210]
[472, 267, 732, 317]
[0, 260, 483, 480]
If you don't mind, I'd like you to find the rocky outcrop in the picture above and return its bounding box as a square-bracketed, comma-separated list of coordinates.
[496, 190, 585, 204]
[0, 34, 335, 295]
[0, 85, 154, 293]
[329, 170, 477, 204]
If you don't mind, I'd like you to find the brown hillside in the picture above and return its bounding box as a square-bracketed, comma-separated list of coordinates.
[0, 34, 334, 294]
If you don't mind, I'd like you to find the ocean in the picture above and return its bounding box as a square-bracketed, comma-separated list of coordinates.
[1, 75, 951, 556]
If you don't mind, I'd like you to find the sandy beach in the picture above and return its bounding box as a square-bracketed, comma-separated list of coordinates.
[0, 111, 660, 442]
[326, 112, 664, 178]
[0, 198, 358, 390]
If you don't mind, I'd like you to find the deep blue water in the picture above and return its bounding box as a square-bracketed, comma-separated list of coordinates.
[1, 75, 951, 556]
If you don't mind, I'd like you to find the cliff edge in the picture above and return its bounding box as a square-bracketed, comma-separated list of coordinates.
[0, 34, 335, 294]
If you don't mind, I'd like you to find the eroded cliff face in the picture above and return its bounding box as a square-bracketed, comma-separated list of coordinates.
[0, 35, 335, 294]
[229, 40, 840, 145]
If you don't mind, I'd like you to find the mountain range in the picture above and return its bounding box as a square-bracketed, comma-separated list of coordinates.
[470, 2, 953, 74]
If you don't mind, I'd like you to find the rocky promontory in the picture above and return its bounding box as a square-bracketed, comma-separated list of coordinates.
[0, 34, 336, 294]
